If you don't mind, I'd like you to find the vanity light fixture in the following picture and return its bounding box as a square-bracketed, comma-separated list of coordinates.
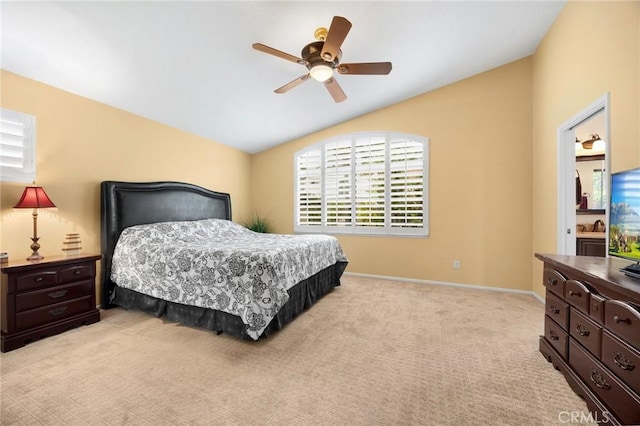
[577, 134, 604, 150]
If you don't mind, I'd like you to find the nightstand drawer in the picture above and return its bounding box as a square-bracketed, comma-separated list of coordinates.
[16, 271, 58, 291]
[16, 296, 93, 331]
[59, 264, 95, 283]
[16, 280, 93, 313]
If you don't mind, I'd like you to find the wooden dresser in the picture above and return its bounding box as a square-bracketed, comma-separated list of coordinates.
[1, 254, 101, 352]
[536, 254, 640, 425]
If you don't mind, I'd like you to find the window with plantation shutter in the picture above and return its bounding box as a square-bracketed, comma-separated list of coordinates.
[294, 132, 428, 237]
[0, 109, 36, 183]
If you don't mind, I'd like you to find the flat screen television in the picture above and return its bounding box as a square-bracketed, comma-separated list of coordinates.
[608, 166, 640, 278]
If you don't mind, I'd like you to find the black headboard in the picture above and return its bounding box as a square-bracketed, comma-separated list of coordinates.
[100, 181, 232, 308]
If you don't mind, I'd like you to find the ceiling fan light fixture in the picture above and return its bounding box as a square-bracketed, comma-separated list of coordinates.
[309, 63, 333, 82]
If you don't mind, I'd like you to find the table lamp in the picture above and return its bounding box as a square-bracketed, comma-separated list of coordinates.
[13, 185, 56, 261]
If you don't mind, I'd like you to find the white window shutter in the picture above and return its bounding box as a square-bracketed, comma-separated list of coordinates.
[0, 109, 36, 183]
[294, 132, 428, 237]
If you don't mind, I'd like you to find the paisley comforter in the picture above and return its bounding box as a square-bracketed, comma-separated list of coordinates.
[111, 218, 347, 340]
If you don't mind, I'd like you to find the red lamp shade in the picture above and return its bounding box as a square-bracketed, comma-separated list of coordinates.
[13, 186, 56, 209]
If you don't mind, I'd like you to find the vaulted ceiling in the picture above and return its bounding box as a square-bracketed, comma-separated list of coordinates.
[1, 1, 565, 153]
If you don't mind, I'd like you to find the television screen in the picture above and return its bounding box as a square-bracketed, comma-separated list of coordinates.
[608, 167, 640, 263]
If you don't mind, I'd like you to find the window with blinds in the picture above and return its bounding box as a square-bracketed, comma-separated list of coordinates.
[294, 132, 428, 237]
[0, 109, 36, 183]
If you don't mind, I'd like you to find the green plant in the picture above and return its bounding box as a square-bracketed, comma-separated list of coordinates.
[244, 214, 271, 233]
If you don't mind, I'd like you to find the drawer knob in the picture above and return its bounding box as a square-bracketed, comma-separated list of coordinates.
[546, 277, 557, 286]
[568, 290, 581, 297]
[549, 304, 560, 315]
[35, 277, 44, 283]
[49, 306, 68, 316]
[576, 324, 590, 337]
[48, 290, 68, 299]
[73, 270, 81, 276]
[613, 352, 635, 371]
[613, 315, 631, 325]
[589, 369, 611, 390]
[549, 330, 560, 341]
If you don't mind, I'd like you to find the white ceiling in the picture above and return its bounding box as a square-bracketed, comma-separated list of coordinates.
[1, 1, 565, 154]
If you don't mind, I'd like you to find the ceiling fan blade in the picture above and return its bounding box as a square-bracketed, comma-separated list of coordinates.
[324, 77, 347, 103]
[337, 62, 392, 75]
[275, 74, 311, 94]
[321, 16, 352, 62]
[252, 43, 307, 65]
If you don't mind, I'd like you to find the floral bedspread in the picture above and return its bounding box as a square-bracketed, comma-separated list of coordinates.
[111, 218, 347, 340]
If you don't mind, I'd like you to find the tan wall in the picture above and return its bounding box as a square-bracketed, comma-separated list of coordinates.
[0, 71, 251, 285]
[252, 58, 534, 291]
[531, 1, 640, 296]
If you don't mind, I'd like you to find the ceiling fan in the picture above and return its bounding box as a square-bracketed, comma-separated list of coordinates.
[252, 16, 392, 103]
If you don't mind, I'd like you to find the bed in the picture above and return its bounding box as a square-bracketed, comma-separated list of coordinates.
[101, 181, 348, 340]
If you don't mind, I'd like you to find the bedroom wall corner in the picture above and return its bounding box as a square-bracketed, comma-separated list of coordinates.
[250, 57, 534, 292]
[0, 70, 252, 299]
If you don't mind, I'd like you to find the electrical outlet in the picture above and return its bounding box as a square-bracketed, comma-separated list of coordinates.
[453, 260, 460, 269]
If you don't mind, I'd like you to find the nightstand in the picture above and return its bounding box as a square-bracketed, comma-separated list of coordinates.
[1, 254, 101, 352]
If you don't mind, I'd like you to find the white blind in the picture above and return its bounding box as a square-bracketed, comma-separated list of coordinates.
[325, 139, 352, 226]
[294, 132, 428, 236]
[390, 138, 424, 228]
[296, 149, 322, 226]
[355, 135, 386, 227]
[0, 109, 36, 183]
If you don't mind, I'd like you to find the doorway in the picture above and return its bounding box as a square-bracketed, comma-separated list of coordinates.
[556, 94, 610, 255]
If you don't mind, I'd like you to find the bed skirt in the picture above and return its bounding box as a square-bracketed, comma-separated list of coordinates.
[110, 261, 348, 340]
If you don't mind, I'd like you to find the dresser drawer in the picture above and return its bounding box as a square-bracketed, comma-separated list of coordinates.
[546, 290, 569, 331]
[59, 264, 95, 283]
[16, 296, 93, 331]
[543, 268, 566, 298]
[602, 329, 640, 396]
[604, 300, 640, 349]
[569, 339, 640, 425]
[15, 280, 93, 313]
[589, 293, 605, 324]
[565, 280, 591, 314]
[545, 315, 568, 359]
[16, 271, 58, 291]
[570, 309, 602, 358]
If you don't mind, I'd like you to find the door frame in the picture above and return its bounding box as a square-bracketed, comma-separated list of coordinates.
[556, 93, 610, 255]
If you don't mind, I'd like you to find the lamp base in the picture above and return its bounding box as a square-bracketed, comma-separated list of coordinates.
[26, 252, 44, 261]
[27, 236, 43, 261]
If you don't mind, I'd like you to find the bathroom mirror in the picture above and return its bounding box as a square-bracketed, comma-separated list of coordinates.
[576, 154, 606, 213]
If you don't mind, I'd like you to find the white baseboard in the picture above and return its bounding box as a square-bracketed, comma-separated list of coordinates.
[343, 271, 545, 303]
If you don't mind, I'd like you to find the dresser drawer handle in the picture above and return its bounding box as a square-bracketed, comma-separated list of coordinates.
[549, 330, 560, 341]
[546, 277, 557, 286]
[613, 315, 631, 325]
[589, 370, 611, 390]
[576, 324, 590, 337]
[49, 307, 68, 316]
[568, 290, 581, 297]
[48, 290, 68, 299]
[613, 352, 635, 371]
[73, 270, 81, 276]
[549, 304, 560, 315]
[35, 277, 44, 283]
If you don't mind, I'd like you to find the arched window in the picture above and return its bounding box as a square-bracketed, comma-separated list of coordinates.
[294, 132, 429, 237]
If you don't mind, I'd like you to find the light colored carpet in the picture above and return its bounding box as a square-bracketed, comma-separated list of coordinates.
[1, 275, 592, 425]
